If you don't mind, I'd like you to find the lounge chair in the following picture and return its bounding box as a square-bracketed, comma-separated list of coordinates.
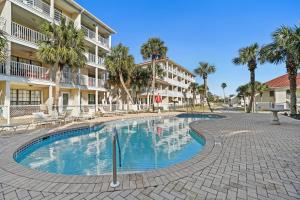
[32, 112, 60, 127]
[0, 123, 31, 133]
[97, 107, 115, 117]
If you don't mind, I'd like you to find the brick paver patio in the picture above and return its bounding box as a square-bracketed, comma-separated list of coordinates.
[0, 112, 299, 200]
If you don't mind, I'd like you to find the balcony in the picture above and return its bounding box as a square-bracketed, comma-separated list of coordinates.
[81, 25, 96, 41]
[9, 61, 50, 80]
[11, 22, 47, 45]
[88, 77, 96, 87]
[86, 53, 105, 67]
[98, 35, 109, 49]
[54, 9, 74, 24]
[14, 0, 51, 18]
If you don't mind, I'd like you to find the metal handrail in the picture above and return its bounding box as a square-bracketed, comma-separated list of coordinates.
[110, 127, 121, 188]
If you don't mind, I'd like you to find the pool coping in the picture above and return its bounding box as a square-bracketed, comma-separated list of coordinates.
[0, 113, 226, 193]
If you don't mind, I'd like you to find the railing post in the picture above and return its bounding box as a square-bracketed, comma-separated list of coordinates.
[110, 128, 120, 188]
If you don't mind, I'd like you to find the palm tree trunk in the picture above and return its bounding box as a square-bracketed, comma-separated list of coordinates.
[287, 65, 298, 115]
[151, 60, 156, 111]
[247, 69, 255, 113]
[223, 89, 226, 103]
[119, 73, 134, 104]
[204, 77, 213, 112]
[54, 63, 62, 113]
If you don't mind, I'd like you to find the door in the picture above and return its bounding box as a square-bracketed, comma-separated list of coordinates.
[62, 93, 69, 110]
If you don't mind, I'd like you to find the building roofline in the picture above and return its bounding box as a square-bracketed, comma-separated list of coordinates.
[137, 58, 196, 77]
[69, 0, 116, 34]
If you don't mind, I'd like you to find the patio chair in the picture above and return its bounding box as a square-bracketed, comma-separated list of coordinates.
[97, 107, 115, 117]
[75, 108, 95, 121]
[0, 122, 31, 133]
[32, 112, 59, 127]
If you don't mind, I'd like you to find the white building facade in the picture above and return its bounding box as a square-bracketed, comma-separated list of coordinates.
[138, 58, 197, 110]
[0, 0, 115, 122]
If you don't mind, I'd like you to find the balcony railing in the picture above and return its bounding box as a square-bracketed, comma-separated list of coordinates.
[10, 61, 50, 80]
[87, 53, 96, 63]
[88, 77, 96, 87]
[98, 35, 109, 48]
[97, 57, 105, 65]
[12, 22, 47, 45]
[54, 9, 74, 24]
[81, 25, 96, 40]
[98, 79, 105, 87]
[15, 0, 50, 17]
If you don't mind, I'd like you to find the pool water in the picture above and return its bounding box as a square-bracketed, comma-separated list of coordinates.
[15, 114, 221, 175]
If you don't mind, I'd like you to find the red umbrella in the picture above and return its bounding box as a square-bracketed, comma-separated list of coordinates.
[155, 94, 162, 103]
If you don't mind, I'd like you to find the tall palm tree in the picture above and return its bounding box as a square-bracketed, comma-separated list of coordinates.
[233, 43, 260, 113]
[38, 18, 86, 110]
[260, 26, 300, 115]
[221, 82, 227, 103]
[188, 82, 199, 108]
[105, 44, 135, 106]
[236, 84, 250, 112]
[194, 62, 216, 112]
[141, 38, 167, 111]
[0, 27, 7, 63]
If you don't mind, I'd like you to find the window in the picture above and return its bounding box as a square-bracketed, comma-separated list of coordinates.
[10, 89, 41, 105]
[269, 91, 275, 97]
[88, 94, 95, 104]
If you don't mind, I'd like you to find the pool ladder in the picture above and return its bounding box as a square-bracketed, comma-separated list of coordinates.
[110, 127, 122, 188]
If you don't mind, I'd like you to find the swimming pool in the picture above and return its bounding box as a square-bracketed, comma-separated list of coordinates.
[15, 114, 223, 175]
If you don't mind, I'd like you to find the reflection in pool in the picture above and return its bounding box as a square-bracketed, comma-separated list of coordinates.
[15, 114, 222, 175]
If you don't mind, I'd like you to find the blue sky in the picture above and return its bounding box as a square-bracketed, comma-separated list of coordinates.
[76, 0, 300, 96]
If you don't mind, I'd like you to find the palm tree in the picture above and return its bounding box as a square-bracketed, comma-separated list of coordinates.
[260, 26, 300, 115]
[0, 27, 7, 63]
[236, 84, 250, 112]
[38, 18, 86, 110]
[221, 82, 227, 103]
[255, 82, 268, 102]
[194, 62, 216, 112]
[188, 82, 199, 108]
[233, 43, 260, 113]
[131, 67, 151, 104]
[141, 38, 167, 111]
[105, 44, 135, 106]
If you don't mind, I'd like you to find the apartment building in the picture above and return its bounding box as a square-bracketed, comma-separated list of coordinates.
[0, 0, 115, 120]
[138, 58, 196, 109]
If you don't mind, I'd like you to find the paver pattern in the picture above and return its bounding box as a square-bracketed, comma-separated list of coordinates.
[0, 112, 299, 200]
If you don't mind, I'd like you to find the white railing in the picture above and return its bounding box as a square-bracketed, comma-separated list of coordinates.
[15, 0, 50, 17]
[97, 57, 104, 65]
[12, 22, 47, 44]
[10, 61, 50, 80]
[54, 9, 74, 24]
[88, 77, 96, 87]
[81, 25, 96, 40]
[0, 63, 5, 74]
[98, 79, 105, 87]
[98, 35, 109, 48]
[87, 53, 96, 63]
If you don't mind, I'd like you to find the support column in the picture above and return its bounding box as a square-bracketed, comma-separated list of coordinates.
[95, 68, 98, 87]
[4, 81, 10, 124]
[1, 0, 11, 35]
[95, 25, 99, 43]
[95, 46, 99, 65]
[48, 85, 53, 115]
[109, 35, 112, 49]
[74, 11, 82, 29]
[95, 90, 98, 112]
[50, 0, 55, 19]
[74, 89, 81, 116]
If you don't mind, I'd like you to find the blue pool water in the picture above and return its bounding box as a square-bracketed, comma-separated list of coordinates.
[15, 114, 222, 175]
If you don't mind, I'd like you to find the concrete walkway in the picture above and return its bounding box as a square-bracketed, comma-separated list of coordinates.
[0, 112, 299, 200]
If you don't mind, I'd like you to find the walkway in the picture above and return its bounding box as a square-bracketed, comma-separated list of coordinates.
[0, 112, 299, 200]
